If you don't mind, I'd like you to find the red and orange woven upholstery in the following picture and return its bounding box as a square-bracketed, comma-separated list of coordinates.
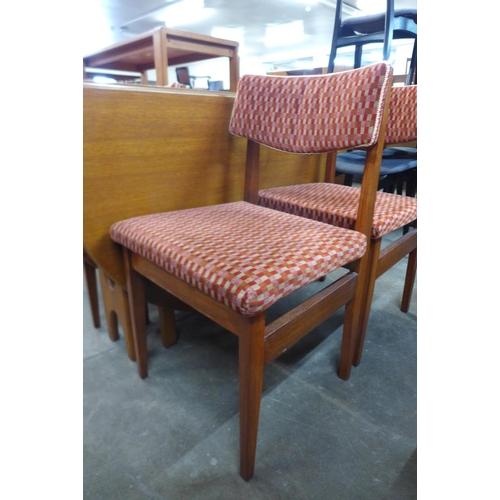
[385, 84, 417, 145]
[229, 62, 392, 153]
[259, 183, 417, 240]
[110, 202, 366, 316]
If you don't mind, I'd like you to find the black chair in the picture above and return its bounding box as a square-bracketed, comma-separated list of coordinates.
[336, 147, 417, 197]
[328, 2, 417, 203]
[327, 0, 417, 85]
[175, 66, 211, 89]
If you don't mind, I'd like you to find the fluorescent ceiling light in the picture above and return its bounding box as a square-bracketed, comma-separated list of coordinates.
[293, 0, 320, 12]
[157, 0, 214, 27]
[264, 21, 307, 47]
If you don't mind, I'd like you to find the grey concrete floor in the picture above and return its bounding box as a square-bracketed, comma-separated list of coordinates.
[83, 229, 417, 499]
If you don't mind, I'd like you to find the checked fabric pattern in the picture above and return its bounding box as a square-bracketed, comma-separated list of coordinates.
[229, 62, 393, 153]
[110, 202, 367, 317]
[259, 184, 417, 240]
[385, 85, 417, 145]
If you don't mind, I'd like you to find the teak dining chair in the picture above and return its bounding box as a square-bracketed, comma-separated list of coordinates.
[109, 62, 393, 481]
[259, 84, 417, 370]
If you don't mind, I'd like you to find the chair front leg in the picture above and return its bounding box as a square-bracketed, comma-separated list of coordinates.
[353, 238, 382, 367]
[401, 247, 417, 313]
[338, 286, 360, 381]
[238, 314, 266, 481]
[159, 307, 178, 348]
[123, 249, 149, 379]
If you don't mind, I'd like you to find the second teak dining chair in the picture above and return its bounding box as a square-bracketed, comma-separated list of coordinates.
[109, 62, 393, 481]
[259, 83, 417, 370]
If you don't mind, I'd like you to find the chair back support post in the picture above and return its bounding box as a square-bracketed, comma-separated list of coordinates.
[324, 151, 338, 183]
[352, 84, 392, 239]
[244, 139, 261, 204]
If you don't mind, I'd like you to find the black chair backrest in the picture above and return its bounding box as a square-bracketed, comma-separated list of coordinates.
[176, 67, 191, 86]
[327, 0, 416, 85]
[328, 0, 395, 73]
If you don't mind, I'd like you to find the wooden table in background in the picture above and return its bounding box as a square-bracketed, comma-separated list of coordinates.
[83, 27, 240, 91]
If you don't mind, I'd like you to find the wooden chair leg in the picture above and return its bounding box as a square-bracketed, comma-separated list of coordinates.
[99, 271, 136, 362]
[338, 283, 361, 381]
[238, 314, 266, 482]
[143, 279, 185, 348]
[401, 248, 417, 313]
[123, 248, 266, 479]
[124, 249, 149, 378]
[352, 238, 382, 367]
[83, 254, 100, 328]
[159, 307, 178, 348]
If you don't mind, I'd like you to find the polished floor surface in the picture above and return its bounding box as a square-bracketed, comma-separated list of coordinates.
[83, 229, 417, 499]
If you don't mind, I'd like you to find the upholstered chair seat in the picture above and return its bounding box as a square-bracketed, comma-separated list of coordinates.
[110, 201, 367, 317]
[259, 183, 417, 240]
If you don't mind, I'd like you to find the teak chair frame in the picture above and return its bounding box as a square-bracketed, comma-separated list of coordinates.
[118, 66, 393, 481]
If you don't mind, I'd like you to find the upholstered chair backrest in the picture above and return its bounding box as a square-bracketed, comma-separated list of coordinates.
[385, 84, 417, 145]
[229, 62, 393, 154]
